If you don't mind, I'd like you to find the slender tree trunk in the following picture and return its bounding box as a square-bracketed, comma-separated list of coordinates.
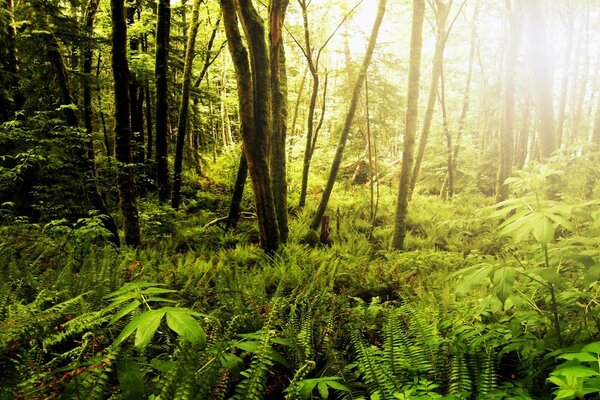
[409, 0, 452, 195]
[5, 0, 24, 114]
[172, 0, 202, 210]
[556, 13, 574, 150]
[270, 0, 290, 242]
[111, 0, 141, 246]
[226, 151, 248, 230]
[221, 0, 279, 251]
[290, 68, 307, 137]
[127, 2, 143, 163]
[523, 0, 556, 159]
[155, 0, 171, 203]
[496, 0, 522, 202]
[444, 4, 477, 193]
[439, 64, 453, 200]
[309, 0, 386, 232]
[392, 0, 425, 250]
[83, 0, 100, 161]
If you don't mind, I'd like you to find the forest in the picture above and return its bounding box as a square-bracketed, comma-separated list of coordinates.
[1, 0, 599, 398]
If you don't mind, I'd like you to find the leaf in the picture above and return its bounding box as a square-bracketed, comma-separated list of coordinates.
[584, 265, 600, 285]
[493, 267, 515, 305]
[318, 382, 329, 399]
[559, 352, 598, 362]
[299, 380, 318, 399]
[117, 359, 145, 400]
[535, 268, 561, 285]
[531, 214, 554, 244]
[133, 310, 165, 350]
[455, 263, 495, 295]
[552, 365, 600, 378]
[165, 308, 206, 347]
[582, 342, 600, 355]
[554, 389, 577, 399]
[109, 300, 141, 325]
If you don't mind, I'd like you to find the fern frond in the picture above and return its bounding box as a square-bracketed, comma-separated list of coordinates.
[351, 329, 398, 398]
[448, 352, 472, 398]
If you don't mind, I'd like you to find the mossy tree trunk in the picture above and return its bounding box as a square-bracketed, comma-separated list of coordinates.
[155, 0, 171, 203]
[496, 0, 522, 202]
[392, 0, 425, 250]
[522, 0, 556, 159]
[83, 0, 100, 162]
[309, 0, 386, 232]
[409, 0, 455, 196]
[172, 0, 202, 210]
[221, 0, 279, 252]
[111, 0, 141, 247]
[269, 0, 290, 242]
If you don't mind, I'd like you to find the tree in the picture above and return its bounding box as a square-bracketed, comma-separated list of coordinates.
[295, 0, 358, 208]
[83, 0, 100, 162]
[409, 0, 464, 196]
[269, 0, 290, 242]
[496, 0, 522, 202]
[155, 0, 171, 203]
[308, 0, 386, 235]
[522, 0, 556, 159]
[221, 0, 280, 251]
[111, 0, 141, 246]
[172, 0, 203, 210]
[392, 0, 425, 250]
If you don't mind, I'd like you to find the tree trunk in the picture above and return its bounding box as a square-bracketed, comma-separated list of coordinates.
[172, 0, 202, 210]
[409, 0, 452, 195]
[5, 0, 24, 114]
[127, 2, 143, 163]
[523, 0, 556, 159]
[155, 0, 171, 203]
[83, 0, 100, 161]
[226, 151, 248, 230]
[221, 0, 279, 252]
[393, 0, 425, 250]
[269, 0, 290, 242]
[111, 0, 141, 247]
[496, 0, 522, 202]
[309, 0, 386, 232]
[556, 12, 574, 150]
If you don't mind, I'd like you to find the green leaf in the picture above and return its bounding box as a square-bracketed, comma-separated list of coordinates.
[117, 359, 145, 400]
[531, 214, 554, 244]
[455, 263, 495, 295]
[299, 380, 318, 399]
[318, 382, 329, 399]
[584, 265, 600, 285]
[133, 310, 165, 350]
[582, 342, 600, 354]
[536, 268, 561, 285]
[165, 308, 206, 347]
[109, 300, 141, 325]
[493, 267, 515, 304]
[559, 352, 598, 362]
[554, 388, 577, 399]
[553, 365, 600, 378]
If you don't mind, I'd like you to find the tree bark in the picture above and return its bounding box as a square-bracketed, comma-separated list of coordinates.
[221, 0, 279, 252]
[111, 0, 141, 247]
[409, 0, 453, 195]
[522, 0, 556, 159]
[83, 0, 100, 161]
[270, 0, 290, 242]
[5, 0, 24, 114]
[172, 0, 202, 210]
[155, 0, 171, 203]
[496, 0, 522, 202]
[392, 0, 425, 250]
[127, 1, 143, 163]
[226, 151, 248, 230]
[309, 0, 386, 232]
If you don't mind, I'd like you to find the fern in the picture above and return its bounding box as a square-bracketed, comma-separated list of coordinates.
[350, 328, 399, 398]
[448, 352, 472, 398]
[477, 348, 498, 398]
[234, 329, 277, 400]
